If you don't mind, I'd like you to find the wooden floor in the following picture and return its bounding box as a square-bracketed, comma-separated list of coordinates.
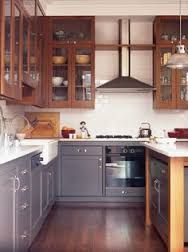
[30, 205, 167, 252]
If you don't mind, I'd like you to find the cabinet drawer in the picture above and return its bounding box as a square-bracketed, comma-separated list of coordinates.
[106, 187, 145, 197]
[62, 146, 102, 156]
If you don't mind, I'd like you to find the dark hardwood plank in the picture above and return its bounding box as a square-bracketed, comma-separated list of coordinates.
[30, 205, 167, 252]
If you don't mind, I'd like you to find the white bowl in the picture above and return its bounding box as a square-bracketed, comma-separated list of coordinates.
[16, 133, 26, 140]
[52, 77, 63, 86]
[63, 80, 68, 86]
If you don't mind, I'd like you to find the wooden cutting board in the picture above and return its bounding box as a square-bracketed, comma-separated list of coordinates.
[24, 112, 60, 138]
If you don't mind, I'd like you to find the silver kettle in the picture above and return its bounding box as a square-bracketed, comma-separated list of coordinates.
[138, 123, 152, 138]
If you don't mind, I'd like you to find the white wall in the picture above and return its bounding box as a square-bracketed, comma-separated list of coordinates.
[25, 93, 188, 138]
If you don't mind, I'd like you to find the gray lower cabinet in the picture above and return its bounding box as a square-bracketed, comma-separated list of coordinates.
[31, 157, 57, 243]
[0, 155, 31, 252]
[0, 166, 17, 252]
[0, 153, 57, 252]
[31, 162, 42, 241]
[42, 159, 56, 213]
[15, 157, 31, 252]
[150, 157, 168, 245]
[61, 146, 103, 196]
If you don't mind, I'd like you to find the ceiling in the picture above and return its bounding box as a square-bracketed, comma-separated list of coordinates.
[39, 0, 188, 16]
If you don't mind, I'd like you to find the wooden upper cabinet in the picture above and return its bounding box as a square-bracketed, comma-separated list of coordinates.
[22, 0, 46, 107]
[47, 17, 95, 109]
[153, 16, 188, 109]
[154, 16, 188, 45]
[50, 17, 95, 44]
[0, 0, 22, 100]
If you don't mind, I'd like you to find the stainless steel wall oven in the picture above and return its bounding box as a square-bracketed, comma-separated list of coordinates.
[105, 146, 145, 196]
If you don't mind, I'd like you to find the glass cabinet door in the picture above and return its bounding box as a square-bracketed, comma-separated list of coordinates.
[155, 46, 176, 108]
[1, 0, 21, 99]
[23, 16, 29, 83]
[177, 69, 188, 108]
[14, 5, 20, 85]
[50, 46, 71, 107]
[52, 18, 93, 43]
[72, 46, 94, 108]
[4, 0, 12, 86]
[30, 22, 37, 82]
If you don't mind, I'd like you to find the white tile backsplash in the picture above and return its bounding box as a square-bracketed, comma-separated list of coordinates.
[25, 93, 188, 138]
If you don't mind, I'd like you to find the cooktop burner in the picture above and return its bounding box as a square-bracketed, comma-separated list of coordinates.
[96, 135, 133, 139]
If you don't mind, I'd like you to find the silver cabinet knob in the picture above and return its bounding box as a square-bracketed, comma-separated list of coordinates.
[20, 232, 28, 240]
[84, 149, 87, 153]
[73, 41, 76, 44]
[20, 203, 29, 210]
[121, 190, 127, 195]
[77, 148, 81, 152]
[21, 186, 29, 192]
[161, 169, 166, 174]
[21, 169, 28, 175]
[99, 166, 102, 169]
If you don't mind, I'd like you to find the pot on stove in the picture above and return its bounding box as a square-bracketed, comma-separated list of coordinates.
[138, 123, 152, 138]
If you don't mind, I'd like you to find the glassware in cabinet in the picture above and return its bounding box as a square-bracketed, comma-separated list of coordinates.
[52, 17, 93, 43]
[73, 47, 93, 102]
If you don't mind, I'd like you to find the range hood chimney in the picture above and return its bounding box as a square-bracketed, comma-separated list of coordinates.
[97, 19, 154, 93]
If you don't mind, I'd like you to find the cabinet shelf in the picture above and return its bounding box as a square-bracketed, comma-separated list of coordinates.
[95, 43, 155, 51]
[76, 64, 91, 67]
[76, 85, 91, 88]
[52, 85, 68, 88]
[53, 64, 68, 67]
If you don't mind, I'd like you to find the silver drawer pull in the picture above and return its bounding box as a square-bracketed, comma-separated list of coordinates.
[161, 169, 166, 174]
[99, 158, 102, 161]
[20, 203, 29, 210]
[154, 179, 160, 193]
[20, 233, 28, 240]
[21, 186, 29, 192]
[77, 148, 81, 153]
[15, 177, 20, 192]
[21, 169, 28, 175]
[99, 166, 102, 169]
[121, 190, 127, 195]
[84, 149, 87, 153]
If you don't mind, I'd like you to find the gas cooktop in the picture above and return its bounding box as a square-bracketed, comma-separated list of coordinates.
[96, 135, 133, 139]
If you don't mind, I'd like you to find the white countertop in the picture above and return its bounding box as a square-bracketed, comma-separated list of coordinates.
[143, 142, 188, 157]
[0, 145, 42, 165]
[59, 138, 150, 142]
[0, 138, 187, 165]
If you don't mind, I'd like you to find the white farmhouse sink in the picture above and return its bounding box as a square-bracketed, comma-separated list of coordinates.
[20, 139, 58, 165]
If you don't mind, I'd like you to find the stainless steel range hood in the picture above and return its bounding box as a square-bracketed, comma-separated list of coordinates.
[97, 19, 154, 93]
